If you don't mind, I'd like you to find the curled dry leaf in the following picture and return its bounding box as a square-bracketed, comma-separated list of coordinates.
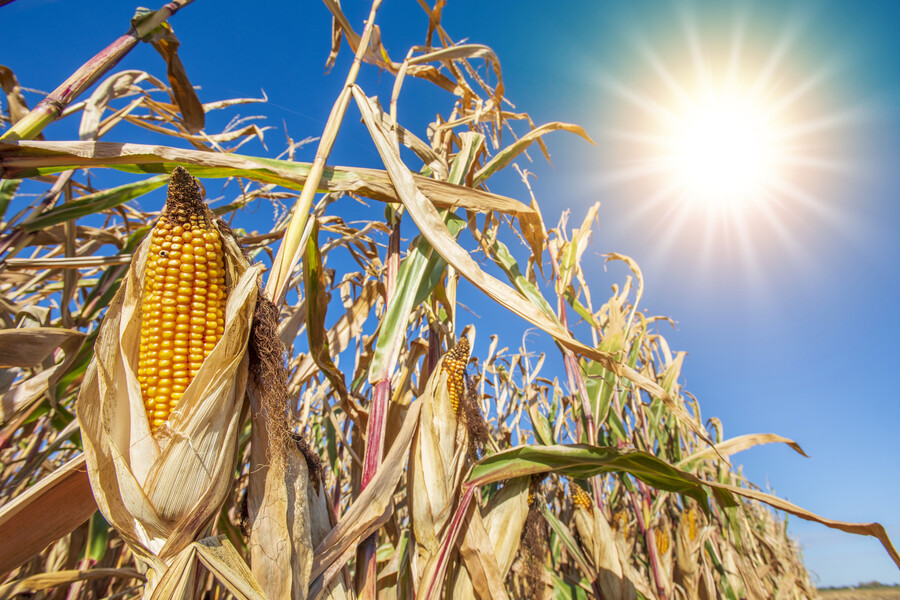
[76, 168, 263, 593]
[0, 326, 85, 369]
[0, 328, 85, 423]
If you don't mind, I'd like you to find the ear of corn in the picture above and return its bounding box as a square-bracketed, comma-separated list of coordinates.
[76, 167, 263, 592]
[138, 167, 227, 430]
[571, 482, 593, 512]
[441, 337, 469, 414]
[409, 337, 473, 589]
[569, 480, 640, 600]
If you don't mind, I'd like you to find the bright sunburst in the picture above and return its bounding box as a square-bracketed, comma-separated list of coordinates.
[591, 5, 855, 285]
[666, 89, 779, 210]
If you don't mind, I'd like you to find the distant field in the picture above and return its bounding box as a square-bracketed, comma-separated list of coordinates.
[819, 588, 900, 600]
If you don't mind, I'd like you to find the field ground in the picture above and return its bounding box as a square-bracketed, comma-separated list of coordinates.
[819, 588, 900, 600]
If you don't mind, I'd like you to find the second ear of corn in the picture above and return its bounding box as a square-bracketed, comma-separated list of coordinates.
[572, 482, 593, 512]
[137, 167, 227, 430]
[441, 336, 469, 414]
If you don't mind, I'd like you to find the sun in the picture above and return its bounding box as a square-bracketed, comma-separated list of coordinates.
[666, 90, 779, 211]
[588, 6, 851, 284]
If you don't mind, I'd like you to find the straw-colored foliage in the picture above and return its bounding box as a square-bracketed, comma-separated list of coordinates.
[0, 2, 897, 599]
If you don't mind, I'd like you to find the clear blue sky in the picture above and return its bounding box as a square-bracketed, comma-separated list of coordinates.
[4, 0, 899, 588]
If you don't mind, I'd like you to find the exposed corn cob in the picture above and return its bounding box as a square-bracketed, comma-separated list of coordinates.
[684, 505, 697, 541]
[137, 167, 227, 430]
[572, 482, 593, 512]
[655, 526, 670, 556]
[441, 337, 469, 413]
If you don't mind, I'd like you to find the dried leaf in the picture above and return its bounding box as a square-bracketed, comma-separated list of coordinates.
[0, 327, 85, 368]
[0, 455, 96, 575]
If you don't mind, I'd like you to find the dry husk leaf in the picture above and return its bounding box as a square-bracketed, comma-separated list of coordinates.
[308, 474, 354, 600]
[246, 399, 313, 600]
[674, 504, 705, 595]
[573, 504, 638, 600]
[408, 347, 470, 590]
[450, 476, 529, 600]
[76, 200, 263, 592]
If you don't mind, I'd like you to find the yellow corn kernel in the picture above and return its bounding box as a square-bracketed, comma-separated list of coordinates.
[683, 505, 697, 541]
[571, 482, 593, 512]
[613, 509, 629, 535]
[655, 526, 670, 555]
[139, 168, 227, 431]
[441, 337, 470, 414]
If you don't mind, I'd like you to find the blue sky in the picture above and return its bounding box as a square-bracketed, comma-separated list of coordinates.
[4, 0, 900, 588]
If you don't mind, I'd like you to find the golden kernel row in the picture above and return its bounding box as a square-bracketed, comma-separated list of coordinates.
[137, 212, 227, 430]
[441, 338, 470, 414]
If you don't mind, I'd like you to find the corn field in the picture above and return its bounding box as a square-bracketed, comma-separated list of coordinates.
[0, 2, 897, 599]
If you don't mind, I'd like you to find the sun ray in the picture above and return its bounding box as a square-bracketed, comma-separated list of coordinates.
[587, 3, 858, 292]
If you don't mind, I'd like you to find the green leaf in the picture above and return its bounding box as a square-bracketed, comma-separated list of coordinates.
[541, 506, 595, 580]
[368, 213, 465, 382]
[468, 444, 719, 513]
[21, 175, 168, 232]
[0, 178, 21, 221]
[489, 237, 561, 328]
[303, 219, 348, 401]
[528, 403, 555, 446]
[84, 512, 109, 563]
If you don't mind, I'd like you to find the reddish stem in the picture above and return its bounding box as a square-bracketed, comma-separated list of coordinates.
[633, 480, 667, 600]
[0, 0, 194, 143]
[355, 216, 400, 597]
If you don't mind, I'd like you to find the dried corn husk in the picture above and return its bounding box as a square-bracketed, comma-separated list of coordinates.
[246, 404, 313, 600]
[572, 493, 638, 600]
[675, 503, 705, 595]
[76, 178, 264, 595]
[307, 469, 354, 600]
[654, 523, 675, 599]
[408, 340, 471, 591]
[449, 476, 529, 600]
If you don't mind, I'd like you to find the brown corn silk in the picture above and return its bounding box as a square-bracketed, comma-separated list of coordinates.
[76, 168, 263, 595]
[138, 167, 227, 430]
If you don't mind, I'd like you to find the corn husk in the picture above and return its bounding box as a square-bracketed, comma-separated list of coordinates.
[674, 504, 704, 595]
[246, 403, 313, 600]
[572, 500, 638, 600]
[449, 477, 529, 600]
[308, 471, 354, 600]
[408, 344, 471, 591]
[654, 524, 674, 599]
[76, 185, 264, 594]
